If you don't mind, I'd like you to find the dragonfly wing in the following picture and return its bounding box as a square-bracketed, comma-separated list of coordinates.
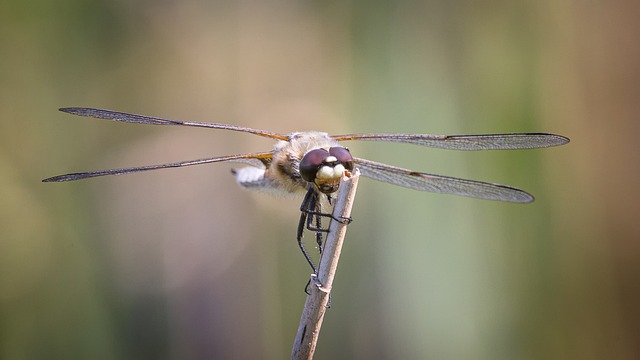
[43, 152, 273, 182]
[353, 157, 534, 203]
[333, 133, 569, 150]
[59, 107, 289, 140]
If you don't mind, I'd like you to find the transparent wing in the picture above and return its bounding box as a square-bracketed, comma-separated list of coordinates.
[43, 152, 273, 182]
[60, 107, 289, 140]
[353, 157, 534, 203]
[333, 133, 569, 150]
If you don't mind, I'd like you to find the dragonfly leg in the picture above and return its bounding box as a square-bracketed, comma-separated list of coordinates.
[297, 188, 354, 275]
[313, 201, 324, 254]
[297, 189, 322, 273]
[297, 209, 317, 273]
[301, 193, 351, 230]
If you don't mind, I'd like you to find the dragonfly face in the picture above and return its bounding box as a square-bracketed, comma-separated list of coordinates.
[43, 107, 569, 270]
[299, 146, 354, 194]
[240, 131, 355, 196]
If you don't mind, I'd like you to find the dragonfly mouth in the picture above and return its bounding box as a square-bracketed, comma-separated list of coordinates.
[314, 162, 346, 193]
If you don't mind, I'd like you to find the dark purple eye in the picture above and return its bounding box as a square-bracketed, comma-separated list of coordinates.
[329, 147, 353, 171]
[300, 148, 330, 182]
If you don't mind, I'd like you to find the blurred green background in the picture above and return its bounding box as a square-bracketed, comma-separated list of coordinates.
[2, 0, 638, 359]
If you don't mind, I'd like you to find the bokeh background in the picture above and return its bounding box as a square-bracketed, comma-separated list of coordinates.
[2, 1, 639, 359]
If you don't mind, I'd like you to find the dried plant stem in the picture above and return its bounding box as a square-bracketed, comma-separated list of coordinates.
[290, 169, 360, 360]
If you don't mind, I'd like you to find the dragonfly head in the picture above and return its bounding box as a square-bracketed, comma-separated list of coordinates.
[300, 146, 354, 194]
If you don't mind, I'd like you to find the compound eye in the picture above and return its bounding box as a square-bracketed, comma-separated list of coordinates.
[300, 148, 330, 182]
[329, 147, 354, 171]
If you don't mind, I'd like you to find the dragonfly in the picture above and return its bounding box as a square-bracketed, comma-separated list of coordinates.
[44, 107, 569, 272]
